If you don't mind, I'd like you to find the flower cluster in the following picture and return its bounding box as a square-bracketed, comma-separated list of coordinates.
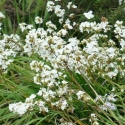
[95, 93, 117, 111]
[19, 23, 33, 32]
[89, 113, 99, 125]
[47, 0, 65, 18]
[9, 94, 36, 116]
[9, 60, 89, 115]
[0, 12, 5, 33]
[35, 16, 43, 24]
[84, 11, 94, 19]
[0, 33, 22, 72]
[23, 18, 125, 80]
[7, 0, 122, 116]
[47, 1, 77, 25]
[1, 0, 123, 124]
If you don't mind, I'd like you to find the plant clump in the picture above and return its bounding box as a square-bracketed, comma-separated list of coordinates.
[0, 0, 125, 125]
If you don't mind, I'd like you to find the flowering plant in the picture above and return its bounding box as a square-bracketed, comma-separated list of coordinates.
[0, 0, 125, 125]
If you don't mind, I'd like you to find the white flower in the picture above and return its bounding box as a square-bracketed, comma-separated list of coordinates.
[67, 2, 73, 9]
[84, 11, 94, 19]
[54, 5, 65, 17]
[9, 102, 32, 116]
[63, 23, 73, 30]
[120, 39, 125, 50]
[19, 23, 27, 32]
[46, 21, 57, 30]
[26, 24, 33, 30]
[62, 80, 68, 84]
[93, 121, 99, 125]
[106, 47, 116, 58]
[61, 100, 68, 110]
[107, 94, 116, 102]
[67, 2, 77, 9]
[19, 23, 33, 31]
[104, 102, 116, 111]
[115, 20, 123, 27]
[72, 4, 77, 9]
[35, 16, 43, 24]
[0, 12, 5, 19]
[30, 94, 36, 99]
[91, 113, 96, 118]
[106, 69, 118, 78]
[57, 29, 68, 37]
[34, 74, 41, 85]
[69, 13, 74, 18]
[47, 1, 55, 12]
[76, 90, 85, 100]
[59, 18, 63, 24]
[79, 21, 96, 33]
[35, 100, 48, 112]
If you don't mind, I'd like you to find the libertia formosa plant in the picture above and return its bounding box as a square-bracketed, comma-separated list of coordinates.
[0, 0, 125, 125]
